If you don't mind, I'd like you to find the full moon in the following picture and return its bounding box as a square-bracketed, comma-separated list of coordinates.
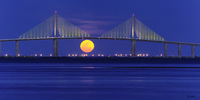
[80, 40, 94, 53]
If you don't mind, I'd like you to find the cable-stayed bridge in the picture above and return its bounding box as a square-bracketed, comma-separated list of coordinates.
[19, 14, 91, 39]
[0, 12, 199, 57]
[18, 13, 164, 41]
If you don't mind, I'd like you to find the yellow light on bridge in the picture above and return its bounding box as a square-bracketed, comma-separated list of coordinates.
[160, 54, 163, 56]
[146, 54, 149, 56]
[50, 54, 52, 56]
[68, 54, 70, 56]
[92, 54, 94, 56]
[40, 54, 42, 56]
[5, 54, 8, 56]
[98, 54, 100, 56]
[81, 54, 84, 56]
[115, 54, 117, 56]
[18, 54, 20, 56]
[35, 54, 37, 56]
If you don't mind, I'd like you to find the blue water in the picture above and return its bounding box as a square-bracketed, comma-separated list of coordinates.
[0, 63, 199, 100]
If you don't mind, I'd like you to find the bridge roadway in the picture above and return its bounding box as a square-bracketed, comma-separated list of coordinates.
[0, 37, 198, 57]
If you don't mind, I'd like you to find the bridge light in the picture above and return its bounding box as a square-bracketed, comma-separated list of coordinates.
[18, 54, 20, 56]
[50, 54, 52, 56]
[146, 54, 149, 56]
[160, 54, 163, 56]
[101, 54, 104, 57]
[40, 54, 42, 56]
[92, 54, 94, 56]
[143, 54, 145, 56]
[72, 54, 74, 56]
[130, 54, 132, 56]
[125, 54, 127, 56]
[5, 54, 8, 57]
[35, 54, 37, 56]
[68, 54, 70, 56]
[75, 54, 77, 56]
[115, 54, 117, 56]
[137, 54, 139, 57]
[139, 54, 142, 56]
[98, 54, 100, 56]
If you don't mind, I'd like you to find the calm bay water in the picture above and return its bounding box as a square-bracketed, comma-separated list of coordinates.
[0, 63, 199, 100]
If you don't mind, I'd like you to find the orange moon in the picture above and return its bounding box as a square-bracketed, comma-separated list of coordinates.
[80, 40, 94, 53]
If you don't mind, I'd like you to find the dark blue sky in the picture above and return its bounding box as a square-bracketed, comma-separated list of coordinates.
[0, 0, 200, 56]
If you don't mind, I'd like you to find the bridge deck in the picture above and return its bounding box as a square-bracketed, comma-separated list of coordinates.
[0, 37, 199, 46]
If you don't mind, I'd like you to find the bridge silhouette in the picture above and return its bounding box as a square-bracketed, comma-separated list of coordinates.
[0, 11, 199, 57]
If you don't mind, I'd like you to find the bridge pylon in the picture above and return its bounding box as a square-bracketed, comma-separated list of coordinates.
[131, 14, 136, 57]
[53, 11, 58, 57]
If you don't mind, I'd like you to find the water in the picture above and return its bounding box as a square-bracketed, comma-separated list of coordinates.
[0, 63, 199, 100]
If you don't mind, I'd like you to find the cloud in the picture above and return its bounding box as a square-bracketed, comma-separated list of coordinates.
[67, 18, 115, 25]
[78, 24, 108, 34]
[64, 17, 118, 34]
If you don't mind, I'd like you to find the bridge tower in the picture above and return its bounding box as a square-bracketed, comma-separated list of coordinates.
[131, 14, 136, 57]
[53, 11, 58, 57]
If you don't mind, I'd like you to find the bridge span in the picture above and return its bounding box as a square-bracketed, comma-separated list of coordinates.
[1, 11, 199, 58]
[0, 37, 198, 58]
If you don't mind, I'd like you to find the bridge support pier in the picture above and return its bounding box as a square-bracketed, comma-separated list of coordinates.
[53, 39, 58, 57]
[191, 45, 195, 58]
[0, 42, 1, 56]
[16, 41, 19, 56]
[164, 43, 167, 57]
[178, 44, 181, 57]
[131, 40, 136, 57]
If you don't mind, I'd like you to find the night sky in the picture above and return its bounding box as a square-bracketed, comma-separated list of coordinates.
[0, 0, 200, 56]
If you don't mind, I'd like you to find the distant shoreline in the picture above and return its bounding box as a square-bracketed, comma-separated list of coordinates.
[0, 57, 199, 64]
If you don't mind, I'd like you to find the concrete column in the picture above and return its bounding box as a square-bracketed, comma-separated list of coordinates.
[0, 41, 1, 56]
[131, 14, 135, 57]
[54, 11, 57, 38]
[191, 45, 195, 58]
[53, 39, 58, 57]
[164, 43, 167, 57]
[178, 44, 181, 57]
[16, 41, 19, 57]
[131, 40, 136, 57]
[132, 14, 135, 41]
[53, 11, 58, 57]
